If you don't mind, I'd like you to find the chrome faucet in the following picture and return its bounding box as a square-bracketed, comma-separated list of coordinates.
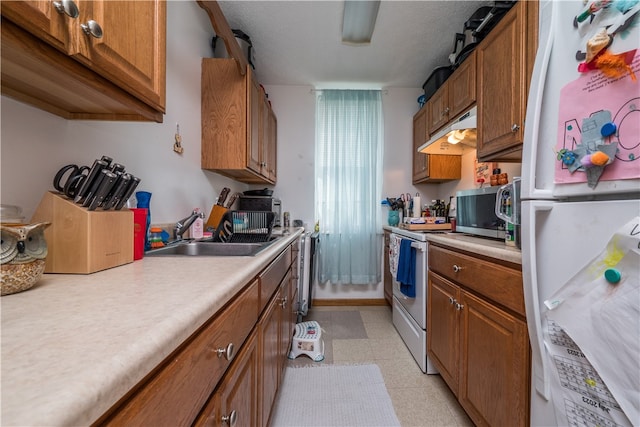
[174, 210, 205, 241]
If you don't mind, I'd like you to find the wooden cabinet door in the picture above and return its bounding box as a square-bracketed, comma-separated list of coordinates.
[448, 51, 476, 119]
[259, 291, 281, 427]
[71, 0, 166, 111]
[248, 75, 262, 175]
[1, 0, 73, 53]
[459, 290, 529, 427]
[427, 155, 462, 182]
[427, 85, 449, 134]
[412, 107, 429, 183]
[195, 333, 259, 427]
[279, 270, 294, 377]
[476, 2, 526, 161]
[266, 107, 278, 182]
[427, 272, 460, 395]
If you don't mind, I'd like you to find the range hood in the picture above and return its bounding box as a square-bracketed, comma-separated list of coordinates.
[417, 106, 477, 155]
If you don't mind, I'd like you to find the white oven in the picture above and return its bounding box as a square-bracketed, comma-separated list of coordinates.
[389, 227, 438, 374]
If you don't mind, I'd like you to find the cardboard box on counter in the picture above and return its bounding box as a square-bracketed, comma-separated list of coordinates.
[31, 192, 133, 274]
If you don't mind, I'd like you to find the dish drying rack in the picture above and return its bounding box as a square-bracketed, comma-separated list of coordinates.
[213, 211, 275, 243]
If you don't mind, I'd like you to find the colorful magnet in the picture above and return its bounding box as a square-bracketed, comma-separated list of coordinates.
[604, 268, 621, 284]
[601, 122, 616, 137]
[590, 151, 610, 166]
[581, 155, 594, 167]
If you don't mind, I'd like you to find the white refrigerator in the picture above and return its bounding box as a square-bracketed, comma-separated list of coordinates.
[521, 1, 640, 426]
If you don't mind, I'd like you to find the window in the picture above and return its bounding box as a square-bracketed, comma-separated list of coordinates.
[315, 89, 383, 285]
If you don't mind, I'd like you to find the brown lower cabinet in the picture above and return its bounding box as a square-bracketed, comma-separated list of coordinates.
[427, 243, 530, 426]
[94, 243, 297, 427]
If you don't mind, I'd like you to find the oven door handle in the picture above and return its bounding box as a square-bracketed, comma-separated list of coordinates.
[410, 242, 427, 251]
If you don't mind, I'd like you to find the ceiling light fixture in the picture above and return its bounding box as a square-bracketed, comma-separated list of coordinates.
[342, 0, 380, 45]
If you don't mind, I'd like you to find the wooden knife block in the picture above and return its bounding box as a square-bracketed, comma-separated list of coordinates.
[30, 191, 133, 274]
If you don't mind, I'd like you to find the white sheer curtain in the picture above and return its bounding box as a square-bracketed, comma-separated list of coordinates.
[315, 89, 383, 285]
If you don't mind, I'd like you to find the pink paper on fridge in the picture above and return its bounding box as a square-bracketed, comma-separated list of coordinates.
[555, 49, 640, 184]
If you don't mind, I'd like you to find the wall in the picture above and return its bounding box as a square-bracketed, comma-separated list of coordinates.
[1, 2, 245, 225]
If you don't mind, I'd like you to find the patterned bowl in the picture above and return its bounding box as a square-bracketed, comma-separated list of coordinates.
[1, 260, 46, 296]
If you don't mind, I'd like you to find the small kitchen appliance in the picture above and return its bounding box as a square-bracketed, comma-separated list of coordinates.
[455, 186, 505, 240]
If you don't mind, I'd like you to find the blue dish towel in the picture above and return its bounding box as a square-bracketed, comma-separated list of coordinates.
[396, 238, 416, 298]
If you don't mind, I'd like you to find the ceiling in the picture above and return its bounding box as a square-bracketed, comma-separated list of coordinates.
[215, 1, 492, 89]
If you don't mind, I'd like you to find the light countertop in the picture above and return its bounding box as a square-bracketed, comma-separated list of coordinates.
[0, 229, 302, 426]
[383, 225, 522, 265]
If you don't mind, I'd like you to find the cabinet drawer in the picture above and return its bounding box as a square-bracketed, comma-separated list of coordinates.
[100, 280, 259, 426]
[428, 244, 524, 316]
[259, 245, 292, 312]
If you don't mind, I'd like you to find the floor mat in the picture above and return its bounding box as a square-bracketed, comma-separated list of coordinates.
[270, 364, 401, 427]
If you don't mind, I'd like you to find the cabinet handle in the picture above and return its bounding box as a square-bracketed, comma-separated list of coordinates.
[511, 123, 520, 132]
[448, 296, 455, 305]
[455, 302, 464, 311]
[215, 343, 235, 361]
[80, 20, 103, 39]
[53, 0, 79, 18]
[221, 410, 237, 426]
[280, 296, 288, 309]
[453, 264, 462, 273]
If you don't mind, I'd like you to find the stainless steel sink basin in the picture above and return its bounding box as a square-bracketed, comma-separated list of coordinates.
[145, 238, 280, 257]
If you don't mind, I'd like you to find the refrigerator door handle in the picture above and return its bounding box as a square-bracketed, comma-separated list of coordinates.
[521, 0, 556, 200]
[523, 201, 554, 400]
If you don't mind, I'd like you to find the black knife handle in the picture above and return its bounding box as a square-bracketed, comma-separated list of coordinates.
[87, 171, 117, 211]
[74, 159, 108, 204]
[109, 163, 125, 174]
[114, 176, 141, 210]
[100, 156, 113, 167]
[82, 168, 109, 207]
[101, 171, 123, 208]
[104, 173, 131, 210]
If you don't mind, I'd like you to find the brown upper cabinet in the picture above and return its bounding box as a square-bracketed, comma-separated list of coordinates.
[413, 106, 462, 184]
[202, 58, 277, 185]
[1, 0, 166, 122]
[427, 51, 477, 135]
[477, 0, 538, 161]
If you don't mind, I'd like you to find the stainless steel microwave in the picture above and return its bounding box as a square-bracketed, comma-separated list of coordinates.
[456, 186, 505, 239]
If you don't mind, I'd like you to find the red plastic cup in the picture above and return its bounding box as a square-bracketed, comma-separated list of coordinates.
[131, 208, 148, 260]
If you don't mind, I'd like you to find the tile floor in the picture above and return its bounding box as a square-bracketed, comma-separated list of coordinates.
[284, 305, 474, 427]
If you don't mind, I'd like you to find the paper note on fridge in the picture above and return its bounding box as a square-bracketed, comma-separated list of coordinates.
[543, 217, 640, 427]
[555, 50, 640, 185]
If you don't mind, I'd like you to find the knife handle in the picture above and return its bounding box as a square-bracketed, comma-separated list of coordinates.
[104, 173, 131, 210]
[100, 155, 113, 166]
[74, 159, 107, 204]
[114, 176, 140, 210]
[101, 171, 123, 209]
[82, 168, 110, 207]
[87, 171, 117, 211]
[109, 163, 125, 174]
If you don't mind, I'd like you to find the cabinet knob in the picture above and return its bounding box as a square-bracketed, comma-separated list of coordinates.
[80, 20, 103, 39]
[215, 343, 235, 361]
[455, 302, 464, 311]
[53, 0, 79, 18]
[448, 296, 455, 305]
[511, 123, 520, 132]
[221, 410, 237, 426]
[280, 296, 288, 308]
[453, 264, 462, 273]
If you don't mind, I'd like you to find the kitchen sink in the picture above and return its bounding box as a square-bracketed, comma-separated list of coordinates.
[145, 237, 281, 257]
